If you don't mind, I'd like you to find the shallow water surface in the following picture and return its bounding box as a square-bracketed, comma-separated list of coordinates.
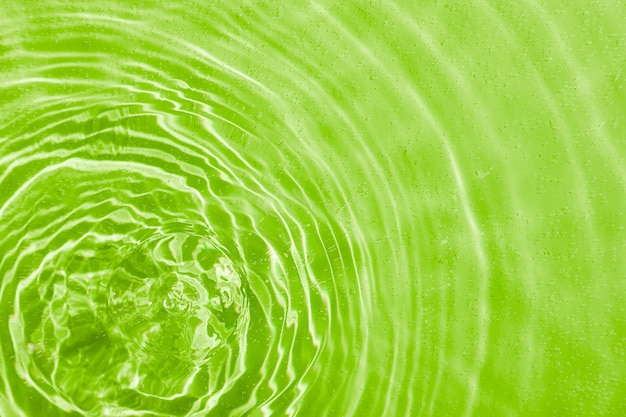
[1, 1, 625, 416]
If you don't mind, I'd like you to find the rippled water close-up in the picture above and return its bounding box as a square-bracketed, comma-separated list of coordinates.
[1, 1, 625, 416]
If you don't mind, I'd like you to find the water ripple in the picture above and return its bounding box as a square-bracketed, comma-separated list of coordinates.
[0, 8, 361, 416]
[1, 2, 626, 416]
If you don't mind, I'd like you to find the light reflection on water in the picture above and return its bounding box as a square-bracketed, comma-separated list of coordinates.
[0, 1, 625, 416]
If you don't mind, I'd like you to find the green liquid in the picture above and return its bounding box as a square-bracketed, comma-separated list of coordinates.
[1, 1, 625, 416]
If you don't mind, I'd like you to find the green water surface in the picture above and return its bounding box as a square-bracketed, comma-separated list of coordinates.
[1, 1, 625, 416]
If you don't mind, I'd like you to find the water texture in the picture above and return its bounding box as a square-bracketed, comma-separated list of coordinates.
[0, 1, 625, 416]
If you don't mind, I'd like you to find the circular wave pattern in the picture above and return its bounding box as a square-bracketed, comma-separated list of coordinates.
[2, 157, 252, 414]
[0, 9, 365, 417]
[2, 2, 626, 417]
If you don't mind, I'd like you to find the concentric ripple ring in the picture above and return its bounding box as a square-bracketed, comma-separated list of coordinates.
[1, 1, 626, 416]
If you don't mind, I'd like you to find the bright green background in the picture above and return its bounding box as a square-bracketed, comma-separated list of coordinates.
[1, 1, 625, 416]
